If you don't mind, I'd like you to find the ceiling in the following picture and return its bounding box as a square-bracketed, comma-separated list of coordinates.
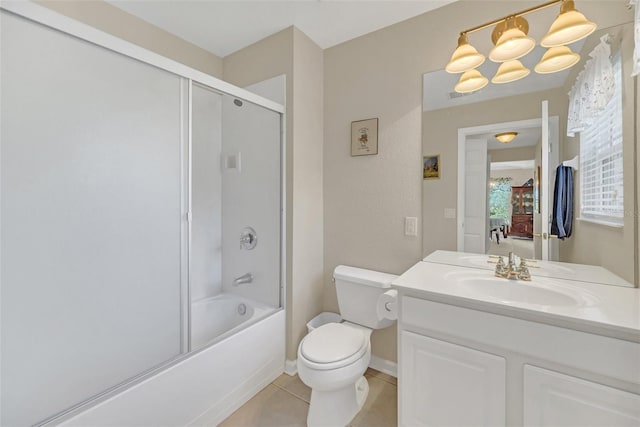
[475, 126, 542, 150]
[108, 0, 456, 58]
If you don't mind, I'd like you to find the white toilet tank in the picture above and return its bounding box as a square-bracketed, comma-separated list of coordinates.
[334, 265, 398, 329]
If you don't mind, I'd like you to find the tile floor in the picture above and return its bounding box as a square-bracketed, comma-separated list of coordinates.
[219, 368, 397, 427]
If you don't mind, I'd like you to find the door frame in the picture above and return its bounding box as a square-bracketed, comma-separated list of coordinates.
[457, 118, 543, 252]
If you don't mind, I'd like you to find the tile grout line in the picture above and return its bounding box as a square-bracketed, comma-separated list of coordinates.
[366, 374, 397, 387]
[270, 381, 311, 405]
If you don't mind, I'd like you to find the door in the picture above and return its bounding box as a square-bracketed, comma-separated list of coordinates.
[464, 138, 489, 254]
[524, 365, 640, 426]
[539, 101, 560, 261]
[400, 331, 506, 427]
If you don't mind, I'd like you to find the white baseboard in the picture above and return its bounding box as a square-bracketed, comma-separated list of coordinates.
[369, 355, 397, 378]
[284, 358, 297, 376]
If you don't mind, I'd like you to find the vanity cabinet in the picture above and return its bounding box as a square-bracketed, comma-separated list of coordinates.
[398, 296, 640, 427]
[510, 186, 534, 238]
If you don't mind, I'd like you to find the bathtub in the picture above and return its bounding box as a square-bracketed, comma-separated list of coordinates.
[58, 303, 285, 427]
[190, 293, 274, 350]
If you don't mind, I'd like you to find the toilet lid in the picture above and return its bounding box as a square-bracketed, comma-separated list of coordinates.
[300, 323, 367, 365]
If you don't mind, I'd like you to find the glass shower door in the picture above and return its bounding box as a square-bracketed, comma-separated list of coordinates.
[1, 11, 187, 426]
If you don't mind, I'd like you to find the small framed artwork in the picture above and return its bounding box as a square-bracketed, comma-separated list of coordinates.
[423, 154, 440, 179]
[351, 118, 378, 156]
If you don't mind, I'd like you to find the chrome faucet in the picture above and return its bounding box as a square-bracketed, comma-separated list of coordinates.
[233, 273, 253, 286]
[494, 252, 532, 281]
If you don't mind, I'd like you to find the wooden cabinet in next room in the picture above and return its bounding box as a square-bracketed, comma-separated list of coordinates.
[511, 185, 533, 238]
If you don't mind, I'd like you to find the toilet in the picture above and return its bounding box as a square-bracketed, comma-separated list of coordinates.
[297, 265, 397, 427]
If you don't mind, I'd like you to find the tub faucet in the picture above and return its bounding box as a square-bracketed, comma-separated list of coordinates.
[233, 273, 253, 286]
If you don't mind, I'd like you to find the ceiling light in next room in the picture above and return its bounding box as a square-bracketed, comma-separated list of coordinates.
[495, 132, 518, 144]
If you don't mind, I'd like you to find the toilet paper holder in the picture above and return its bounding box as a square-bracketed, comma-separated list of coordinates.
[377, 289, 398, 321]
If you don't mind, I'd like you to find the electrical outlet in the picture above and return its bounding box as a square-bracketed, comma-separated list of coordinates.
[405, 217, 418, 236]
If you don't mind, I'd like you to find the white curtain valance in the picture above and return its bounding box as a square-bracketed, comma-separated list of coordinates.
[567, 36, 615, 137]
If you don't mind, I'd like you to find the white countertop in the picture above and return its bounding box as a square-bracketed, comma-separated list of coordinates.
[392, 257, 640, 342]
[423, 250, 633, 287]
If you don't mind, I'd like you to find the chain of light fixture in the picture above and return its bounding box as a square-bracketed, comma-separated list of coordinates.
[447, 0, 597, 93]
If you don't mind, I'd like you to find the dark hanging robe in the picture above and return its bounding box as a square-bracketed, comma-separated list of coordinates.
[551, 165, 574, 240]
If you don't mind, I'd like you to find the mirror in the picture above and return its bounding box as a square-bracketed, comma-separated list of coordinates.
[421, 2, 636, 287]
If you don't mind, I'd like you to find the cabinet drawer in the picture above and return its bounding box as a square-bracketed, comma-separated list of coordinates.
[400, 296, 640, 384]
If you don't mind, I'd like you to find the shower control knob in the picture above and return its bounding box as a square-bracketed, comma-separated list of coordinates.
[240, 227, 258, 250]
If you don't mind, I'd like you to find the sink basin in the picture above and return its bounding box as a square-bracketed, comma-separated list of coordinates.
[444, 272, 599, 308]
[459, 255, 577, 276]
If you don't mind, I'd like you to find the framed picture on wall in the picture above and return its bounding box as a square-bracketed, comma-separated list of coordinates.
[423, 154, 440, 179]
[351, 118, 378, 156]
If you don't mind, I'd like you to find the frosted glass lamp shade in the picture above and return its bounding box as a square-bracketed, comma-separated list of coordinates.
[492, 60, 530, 84]
[541, 0, 596, 47]
[446, 34, 486, 73]
[454, 69, 489, 93]
[495, 132, 518, 143]
[489, 17, 535, 62]
[535, 46, 580, 73]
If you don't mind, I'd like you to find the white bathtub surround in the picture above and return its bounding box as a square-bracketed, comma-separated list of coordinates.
[393, 256, 640, 426]
[190, 294, 276, 350]
[58, 310, 285, 427]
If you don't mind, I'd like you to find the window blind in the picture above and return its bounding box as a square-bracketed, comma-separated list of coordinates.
[579, 54, 624, 223]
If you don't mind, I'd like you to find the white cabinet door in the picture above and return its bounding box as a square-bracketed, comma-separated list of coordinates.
[400, 330, 506, 427]
[524, 365, 640, 426]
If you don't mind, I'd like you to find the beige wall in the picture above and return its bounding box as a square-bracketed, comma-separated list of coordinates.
[489, 146, 537, 163]
[223, 27, 325, 361]
[37, 0, 223, 78]
[291, 29, 325, 360]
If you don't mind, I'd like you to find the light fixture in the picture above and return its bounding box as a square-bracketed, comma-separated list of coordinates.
[454, 69, 489, 93]
[492, 60, 530, 84]
[541, 0, 597, 47]
[489, 16, 536, 62]
[447, 0, 595, 92]
[495, 132, 518, 143]
[446, 33, 485, 73]
[535, 46, 580, 74]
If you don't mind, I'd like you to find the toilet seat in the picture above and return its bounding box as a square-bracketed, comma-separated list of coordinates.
[299, 323, 368, 371]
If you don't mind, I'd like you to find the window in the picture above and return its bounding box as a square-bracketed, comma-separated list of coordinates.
[489, 177, 512, 223]
[579, 54, 624, 224]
